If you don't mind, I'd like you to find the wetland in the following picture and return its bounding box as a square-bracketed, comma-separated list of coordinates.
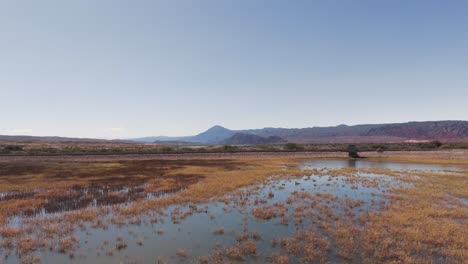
[0, 151, 467, 263]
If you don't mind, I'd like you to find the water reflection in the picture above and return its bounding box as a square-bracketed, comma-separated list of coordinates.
[19, 172, 400, 264]
[301, 159, 466, 171]
[347, 159, 357, 168]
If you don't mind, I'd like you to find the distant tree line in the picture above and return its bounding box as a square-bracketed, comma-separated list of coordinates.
[1, 140, 468, 156]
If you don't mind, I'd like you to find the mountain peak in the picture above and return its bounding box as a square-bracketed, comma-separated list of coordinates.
[189, 125, 234, 144]
[206, 125, 229, 132]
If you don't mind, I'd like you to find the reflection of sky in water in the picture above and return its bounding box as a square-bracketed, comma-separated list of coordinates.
[4, 159, 465, 263]
[301, 159, 466, 172]
[17, 171, 399, 264]
[460, 198, 468, 206]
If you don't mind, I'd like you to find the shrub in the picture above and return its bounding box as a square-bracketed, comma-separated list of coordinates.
[161, 146, 174, 152]
[418, 140, 443, 149]
[223, 145, 238, 152]
[284, 143, 303, 151]
[62, 146, 84, 153]
[431, 140, 443, 148]
[440, 142, 468, 149]
[2, 145, 23, 152]
[369, 144, 387, 151]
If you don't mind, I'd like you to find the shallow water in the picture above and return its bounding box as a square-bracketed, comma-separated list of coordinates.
[1, 159, 463, 263]
[5, 173, 398, 263]
[1, 159, 461, 221]
[1, 185, 181, 222]
[300, 159, 466, 171]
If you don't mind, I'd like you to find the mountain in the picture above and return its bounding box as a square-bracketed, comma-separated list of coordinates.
[241, 124, 383, 142]
[130, 125, 235, 144]
[242, 121, 468, 143]
[3, 121, 468, 145]
[130, 121, 468, 144]
[190, 125, 235, 143]
[221, 133, 286, 145]
[365, 121, 468, 139]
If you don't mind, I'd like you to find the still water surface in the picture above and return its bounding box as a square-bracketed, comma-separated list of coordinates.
[3, 159, 464, 263]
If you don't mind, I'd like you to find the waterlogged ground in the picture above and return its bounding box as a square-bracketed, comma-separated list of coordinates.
[0, 156, 467, 263]
[300, 159, 467, 172]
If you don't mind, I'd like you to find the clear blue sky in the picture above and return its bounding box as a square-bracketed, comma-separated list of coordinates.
[1, 0, 467, 139]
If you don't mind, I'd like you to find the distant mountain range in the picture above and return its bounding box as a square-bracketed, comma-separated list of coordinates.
[130, 121, 468, 145]
[221, 133, 286, 145]
[2, 121, 467, 145]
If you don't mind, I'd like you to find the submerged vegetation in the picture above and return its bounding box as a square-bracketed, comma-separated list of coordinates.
[0, 151, 467, 263]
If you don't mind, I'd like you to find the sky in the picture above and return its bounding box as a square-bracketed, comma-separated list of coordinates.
[1, 0, 467, 139]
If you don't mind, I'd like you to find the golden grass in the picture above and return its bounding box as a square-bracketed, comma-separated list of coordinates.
[225, 246, 244, 260]
[278, 231, 330, 263]
[0, 198, 47, 225]
[112, 157, 311, 216]
[16, 236, 37, 255]
[355, 169, 468, 263]
[0, 226, 21, 238]
[176, 248, 188, 258]
[252, 205, 278, 220]
[365, 152, 468, 166]
[169, 158, 304, 201]
[64, 209, 98, 224]
[0, 162, 126, 192]
[272, 254, 289, 264]
[252, 202, 287, 220]
[58, 237, 76, 253]
[212, 227, 224, 235]
[0, 152, 467, 262]
[241, 240, 257, 255]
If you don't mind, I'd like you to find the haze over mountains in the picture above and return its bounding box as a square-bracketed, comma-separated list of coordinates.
[1, 121, 467, 145]
[131, 121, 468, 145]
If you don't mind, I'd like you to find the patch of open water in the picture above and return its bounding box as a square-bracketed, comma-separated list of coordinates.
[300, 158, 466, 172]
[1, 159, 464, 263]
[6, 174, 399, 263]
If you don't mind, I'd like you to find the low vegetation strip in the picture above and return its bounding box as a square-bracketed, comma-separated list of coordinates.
[1, 141, 468, 157]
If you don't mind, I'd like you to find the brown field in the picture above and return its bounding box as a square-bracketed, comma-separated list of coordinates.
[0, 150, 467, 263]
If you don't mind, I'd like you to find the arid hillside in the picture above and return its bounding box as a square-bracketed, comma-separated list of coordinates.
[131, 121, 468, 144]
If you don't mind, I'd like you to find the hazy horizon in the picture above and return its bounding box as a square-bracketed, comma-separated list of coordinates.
[1, 120, 468, 140]
[2, 1, 468, 139]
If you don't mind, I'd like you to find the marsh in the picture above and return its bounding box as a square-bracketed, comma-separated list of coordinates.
[0, 151, 467, 263]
